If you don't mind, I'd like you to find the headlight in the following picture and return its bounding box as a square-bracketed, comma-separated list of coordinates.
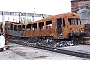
[81, 28, 84, 32]
[72, 30, 75, 33]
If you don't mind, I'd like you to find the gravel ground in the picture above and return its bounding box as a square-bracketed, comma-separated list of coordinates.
[0, 43, 89, 60]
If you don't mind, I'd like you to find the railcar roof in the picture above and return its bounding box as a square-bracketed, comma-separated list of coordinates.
[31, 12, 80, 24]
[10, 22, 27, 26]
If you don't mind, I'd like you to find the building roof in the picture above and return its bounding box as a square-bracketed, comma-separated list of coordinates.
[71, 0, 90, 1]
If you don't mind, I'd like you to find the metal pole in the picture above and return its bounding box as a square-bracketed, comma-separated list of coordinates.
[33, 8, 35, 22]
[19, 12, 21, 23]
[2, 11, 5, 36]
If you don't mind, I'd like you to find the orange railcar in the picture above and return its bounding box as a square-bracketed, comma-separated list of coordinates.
[25, 12, 84, 40]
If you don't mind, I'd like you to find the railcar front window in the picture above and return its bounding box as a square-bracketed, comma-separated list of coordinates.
[68, 18, 81, 25]
[68, 18, 75, 25]
[75, 18, 81, 25]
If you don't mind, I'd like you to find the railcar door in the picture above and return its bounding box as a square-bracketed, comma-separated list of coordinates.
[62, 18, 69, 39]
[56, 18, 62, 39]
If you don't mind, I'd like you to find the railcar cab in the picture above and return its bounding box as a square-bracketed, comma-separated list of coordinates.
[67, 13, 84, 39]
[56, 13, 83, 40]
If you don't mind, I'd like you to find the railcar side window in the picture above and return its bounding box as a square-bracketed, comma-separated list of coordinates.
[8, 25, 10, 30]
[18, 26, 22, 31]
[26, 24, 31, 31]
[14, 25, 17, 31]
[26, 24, 31, 33]
[39, 22, 44, 30]
[46, 20, 52, 29]
[23, 25, 26, 31]
[32, 23, 37, 30]
[10, 24, 13, 30]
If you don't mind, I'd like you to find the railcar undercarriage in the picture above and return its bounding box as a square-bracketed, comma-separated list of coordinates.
[9, 37, 90, 58]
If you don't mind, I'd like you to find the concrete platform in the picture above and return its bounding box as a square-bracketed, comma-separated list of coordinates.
[59, 45, 90, 54]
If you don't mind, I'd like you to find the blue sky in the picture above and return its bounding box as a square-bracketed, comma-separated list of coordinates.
[0, 0, 71, 15]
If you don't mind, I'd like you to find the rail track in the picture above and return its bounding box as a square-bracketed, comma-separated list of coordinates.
[9, 39, 90, 58]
